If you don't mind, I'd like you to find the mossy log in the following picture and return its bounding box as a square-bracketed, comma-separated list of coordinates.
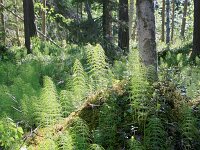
[29, 80, 128, 146]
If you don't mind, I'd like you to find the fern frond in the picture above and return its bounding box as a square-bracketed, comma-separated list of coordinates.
[144, 117, 166, 150]
[34, 76, 62, 127]
[59, 130, 74, 150]
[180, 106, 198, 149]
[129, 136, 144, 150]
[38, 138, 58, 150]
[69, 117, 90, 149]
[86, 44, 109, 90]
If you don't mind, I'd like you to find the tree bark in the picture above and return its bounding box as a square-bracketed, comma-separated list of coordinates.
[191, 0, 200, 58]
[161, 0, 165, 42]
[166, 0, 170, 44]
[23, 0, 37, 54]
[129, 0, 134, 41]
[0, 0, 5, 45]
[136, 0, 157, 78]
[171, 0, 175, 42]
[42, 0, 46, 40]
[180, 0, 188, 38]
[102, 0, 114, 61]
[14, 0, 21, 46]
[118, 0, 129, 55]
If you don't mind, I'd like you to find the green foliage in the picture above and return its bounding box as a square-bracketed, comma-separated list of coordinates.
[34, 76, 62, 127]
[128, 136, 144, 150]
[86, 44, 109, 90]
[58, 130, 74, 150]
[180, 106, 199, 149]
[94, 97, 118, 150]
[69, 117, 90, 150]
[0, 117, 24, 149]
[144, 117, 167, 150]
[38, 138, 58, 150]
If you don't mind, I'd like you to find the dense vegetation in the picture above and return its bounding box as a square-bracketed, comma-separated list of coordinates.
[0, 0, 200, 150]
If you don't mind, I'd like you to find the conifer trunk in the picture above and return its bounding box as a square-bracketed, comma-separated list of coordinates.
[0, 0, 5, 45]
[23, 0, 37, 54]
[166, 0, 170, 44]
[171, 0, 175, 42]
[161, 0, 165, 42]
[103, 0, 114, 61]
[136, 0, 157, 78]
[129, 0, 134, 41]
[42, 0, 46, 40]
[191, 0, 200, 58]
[181, 0, 188, 38]
[118, 0, 129, 55]
[14, 0, 20, 46]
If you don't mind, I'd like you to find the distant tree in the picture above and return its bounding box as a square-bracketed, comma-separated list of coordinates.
[166, 0, 170, 44]
[171, 0, 175, 42]
[23, 0, 37, 54]
[42, 0, 46, 40]
[102, 0, 114, 61]
[0, 0, 5, 45]
[191, 0, 200, 59]
[118, 0, 129, 55]
[161, 0, 165, 42]
[136, 0, 157, 78]
[181, 0, 188, 38]
[129, 0, 134, 41]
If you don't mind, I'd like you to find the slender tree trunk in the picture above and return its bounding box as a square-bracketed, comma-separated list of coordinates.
[0, 0, 5, 45]
[84, 0, 93, 20]
[171, 0, 175, 42]
[118, 0, 129, 55]
[42, 0, 46, 40]
[23, 0, 37, 54]
[129, 0, 134, 40]
[191, 0, 200, 59]
[136, 0, 157, 78]
[166, 0, 170, 44]
[14, 0, 20, 46]
[161, 0, 165, 42]
[180, 0, 188, 38]
[103, 0, 114, 61]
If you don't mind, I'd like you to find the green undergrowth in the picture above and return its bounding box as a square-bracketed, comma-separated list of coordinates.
[0, 40, 200, 149]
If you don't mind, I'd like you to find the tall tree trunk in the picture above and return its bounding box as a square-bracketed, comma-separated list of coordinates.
[136, 0, 157, 78]
[161, 0, 165, 42]
[191, 0, 200, 59]
[23, 0, 37, 54]
[166, 0, 170, 44]
[84, 0, 93, 21]
[0, 0, 5, 45]
[103, 0, 114, 61]
[42, 0, 46, 40]
[129, 0, 134, 41]
[180, 0, 188, 38]
[14, 0, 20, 46]
[171, 0, 175, 42]
[118, 0, 129, 55]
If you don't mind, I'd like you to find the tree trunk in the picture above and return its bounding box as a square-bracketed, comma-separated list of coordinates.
[0, 0, 5, 45]
[118, 0, 129, 55]
[42, 0, 46, 40]
[14, 0, 20, 46]
[171, 0, 175, 42]
[23, 0, 37, 54]
[136, 0, 157, 78]
[180, 0, 188, 38]
[166, 0, 170, 44]
[103, 0, 114, 61]
[161, 0, 165, 42]
[191, 0, 200, 59]
[129, 0, 134, 41]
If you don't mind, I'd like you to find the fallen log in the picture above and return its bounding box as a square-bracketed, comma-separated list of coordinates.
[30, 80, 128, 146]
